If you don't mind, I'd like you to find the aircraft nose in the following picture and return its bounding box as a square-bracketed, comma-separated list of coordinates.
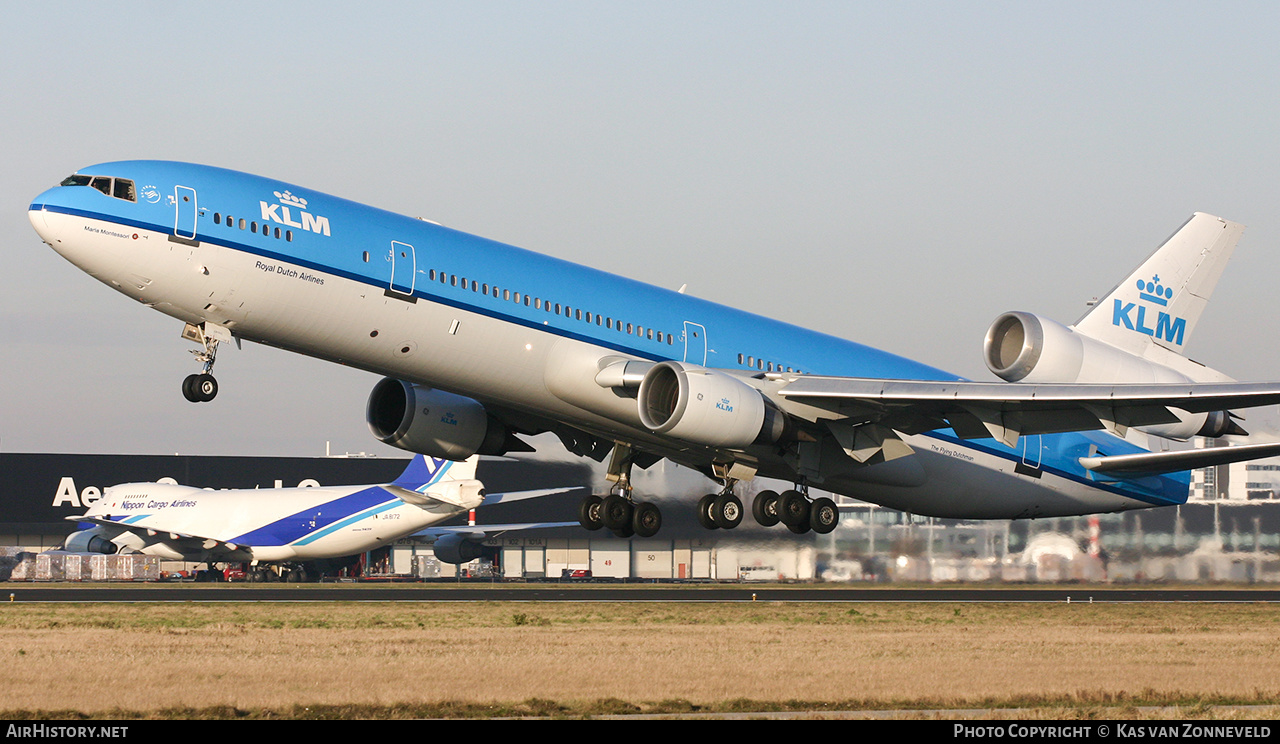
[29, 189, 62, 246]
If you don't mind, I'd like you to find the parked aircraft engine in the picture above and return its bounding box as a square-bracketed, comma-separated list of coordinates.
[984, 311, 1241, 439]
[431, 533, 486, 565]
[63, 528, 117, 555]
[366, 378, 508, 459]
[637, 362, 788, 448]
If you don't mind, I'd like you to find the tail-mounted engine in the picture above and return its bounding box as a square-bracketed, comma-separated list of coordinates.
[984, 311, 1241, 439]
[366, 378, 510, 459]
[636, 362, 789, 448]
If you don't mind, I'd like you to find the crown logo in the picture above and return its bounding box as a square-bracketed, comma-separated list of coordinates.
[1136, 275, 1172, 306]
[273, 190, 308, 209]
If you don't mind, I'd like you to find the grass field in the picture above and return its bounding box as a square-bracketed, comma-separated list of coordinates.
[3, 589, 1280, 719]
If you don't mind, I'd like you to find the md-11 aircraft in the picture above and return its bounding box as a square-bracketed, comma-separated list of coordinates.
[63, 454, 578, 577]
[29, 161, 1280, 538]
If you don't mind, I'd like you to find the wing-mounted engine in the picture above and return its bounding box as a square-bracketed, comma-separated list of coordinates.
[984, 311, 1243, 439]
[366, 378, 517, 459]
[431, 532, 487, 564]
[636, 362, 790, 448]
[64, 528, 119, 555]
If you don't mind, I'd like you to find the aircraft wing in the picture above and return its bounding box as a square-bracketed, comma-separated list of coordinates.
[775, 376, 1280, 451]
[414, 521, 580, 539]
[481, 487, 584, 505]
[65, 515, 242, 554]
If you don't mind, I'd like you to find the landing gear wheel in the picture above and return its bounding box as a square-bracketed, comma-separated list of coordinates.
[195, 374, 218, 401]
[183, 373, 218, 402]
[809, 497, 839, 534]
[632, 502, 662, 538]
[786, 517, 812, 535]
[778, 489, 810, 528]
[712, 493, 743, 529]
[696, 493, 720, 530]
[752, 490, 781, 527]
[602, 494, 633, 532]
[579, 495, 604, 531]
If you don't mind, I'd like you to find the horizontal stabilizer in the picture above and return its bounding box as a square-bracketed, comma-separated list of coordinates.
[1079, 441, 1280, 474]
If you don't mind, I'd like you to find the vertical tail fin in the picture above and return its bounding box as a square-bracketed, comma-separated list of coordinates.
[1073, 212, 1244, 359]
[390, 455, 480, 493]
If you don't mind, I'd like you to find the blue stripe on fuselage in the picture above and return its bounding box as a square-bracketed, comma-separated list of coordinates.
[30, 160, 952, 381]
[227, 486, 397, 547]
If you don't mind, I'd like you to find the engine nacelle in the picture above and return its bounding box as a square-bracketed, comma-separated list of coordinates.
[431, 533, 486, 565]
[436, 480, 487, 511]
[366, 378, 507, 460]
[637, 362, 786, 448]
[63, 529, 117, 555]
[984, 311, 1237, 440]
[984, 311, 1200, 385]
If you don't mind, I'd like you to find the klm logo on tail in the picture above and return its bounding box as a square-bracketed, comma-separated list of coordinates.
[1112, 275, 1186, 346]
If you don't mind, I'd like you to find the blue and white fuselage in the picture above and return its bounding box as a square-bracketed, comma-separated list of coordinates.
[64, 454, 571, 563]
[84, 481, 440, 562]
[31, 161, 1280, 531]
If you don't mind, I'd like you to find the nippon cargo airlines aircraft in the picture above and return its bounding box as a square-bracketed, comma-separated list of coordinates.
[63, 454, 577, 572]
[29, 161, 1280, 539]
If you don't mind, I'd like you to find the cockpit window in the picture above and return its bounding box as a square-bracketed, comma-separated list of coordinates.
[59, 173, 137, 203]
[112, 179, 136, 201]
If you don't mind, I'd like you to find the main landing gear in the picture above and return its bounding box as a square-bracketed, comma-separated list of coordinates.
[578, 444, 664, 538]
[574, 445, 840, 537]
[696, 488, 744, 530]
[749, 488, 839, 535]
[180, 322, 230, 403]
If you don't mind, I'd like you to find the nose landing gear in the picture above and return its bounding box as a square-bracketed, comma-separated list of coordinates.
[182, 372, 218, 403]
[180, 322, 231, 403]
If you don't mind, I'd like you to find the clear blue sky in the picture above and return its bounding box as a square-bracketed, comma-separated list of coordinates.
[4, 1, 1280, 457]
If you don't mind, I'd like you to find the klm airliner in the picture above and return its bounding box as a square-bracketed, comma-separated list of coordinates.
[28, 161, 1280, 538]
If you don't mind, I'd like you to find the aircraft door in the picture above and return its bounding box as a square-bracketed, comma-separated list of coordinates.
[389, 241, 416, 296]
[1020, 434, 1043, 471]
[173, 185, 198, 241]
[683, 321, 707, 366]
